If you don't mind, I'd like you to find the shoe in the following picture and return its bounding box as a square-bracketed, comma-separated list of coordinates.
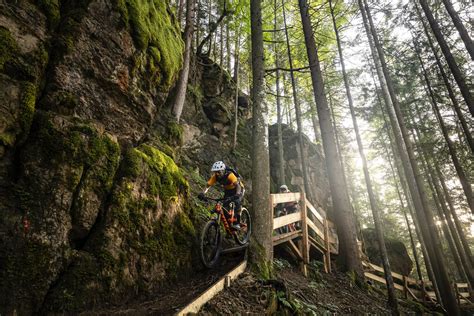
[231, 223, 241, 230]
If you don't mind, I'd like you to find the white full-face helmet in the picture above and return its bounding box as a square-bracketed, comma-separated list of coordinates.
[279, 184, 289, 193]
[211, 161, 226, 172]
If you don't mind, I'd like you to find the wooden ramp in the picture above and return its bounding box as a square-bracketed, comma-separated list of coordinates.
[271, 192, 472, 307]
[176, 260, 247, 315]
[271, 192, 338, 275]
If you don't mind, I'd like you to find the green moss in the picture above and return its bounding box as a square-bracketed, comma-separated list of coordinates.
[249, 243, 273, 280]
[37, 0, 61, 30]
[128, 144, 188, 202]
[0, 132, 16, 146]
[187, 84, 204, 107]
[19, 82, 37, 140]
[123, 0, 184, 88]
[114, 0, 129, 27]
[1, 239, 66, 311]
[0, 26, 19, 71]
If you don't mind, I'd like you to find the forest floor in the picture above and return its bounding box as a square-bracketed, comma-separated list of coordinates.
[199, 259, 427, 315]
[83, 250, 452, 315]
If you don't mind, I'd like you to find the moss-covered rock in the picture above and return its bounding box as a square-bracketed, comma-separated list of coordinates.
[40, 143, 198, 312]
[0, 26, 19, 71]
[37, 0, 61, 30]
[119, 0, 184, 89]
[0, 113, 120, 313]
[362, 228, 413, 276]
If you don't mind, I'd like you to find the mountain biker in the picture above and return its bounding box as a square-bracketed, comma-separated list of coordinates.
[275, 184, 298, 233]
[199, 161, 243, 230]
[278, 185, 298, 214]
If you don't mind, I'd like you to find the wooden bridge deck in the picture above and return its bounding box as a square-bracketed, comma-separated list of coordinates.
[271, 192, 472, 306]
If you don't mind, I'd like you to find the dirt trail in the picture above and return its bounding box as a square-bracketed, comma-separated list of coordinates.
[82, 252, 245, 315]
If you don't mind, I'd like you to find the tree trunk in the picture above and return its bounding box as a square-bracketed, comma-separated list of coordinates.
[329, 0, 398, 311]
[328, 94, 364, 243]
[232, 48, 240, 150]
[219, 22, 224, 66]
[233, 29, 240, 81]
[368, 54, 441, 302]
[411, 103, 474, 286]
[415, 2, 474, 154]
[412, 118, 469, 284]
[282, 0, 311, 200]
[441, 0, 474, 61]
[226, 23, 231, 71]
[361, 1, 459, 313]
[298, 0, 364, 278]
[172, 0, 196, 122]
[250, 0, 273, 270]
[418, 0, 474, 118]
[434, 163, 474, 267]
[177, 0, 185, 25]
[414, 39, 474, 215]
[195, 0, 201, 50]
[274, 0, 285, 186]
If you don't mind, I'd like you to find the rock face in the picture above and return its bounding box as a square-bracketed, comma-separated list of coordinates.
[362, 228, 413, 276]
[0, 0, 201, 313]
[0, 1, 323, 314]
[269, 124, 330, 211]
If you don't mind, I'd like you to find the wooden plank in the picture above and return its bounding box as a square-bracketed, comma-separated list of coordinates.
[305, 199, 324, 223]
[177, 261, 247, 315]
[300, 193, 309, 267]
[308, 235, 326, 253]
[220, 244, 249, 255]
[365, 262, 405, 282]
[456, 283, 469, 288]
[324, 219, 331, 273]
[271, 192, 301, 205]
[288, 240, 303, 260]
[272, 230, 301, 246]
[307, 218, 325, 239]
[273, 212, 301, 230]
[364, 272, 405, 291]
[426, 291, 436, 298]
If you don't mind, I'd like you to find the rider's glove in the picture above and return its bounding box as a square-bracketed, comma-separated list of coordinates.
[198, 192, 206, 201]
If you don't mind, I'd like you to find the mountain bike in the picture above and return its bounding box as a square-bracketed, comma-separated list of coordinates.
[199, 196, 251, 268]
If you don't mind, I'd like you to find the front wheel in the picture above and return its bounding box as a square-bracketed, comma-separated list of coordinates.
[234, 208, 251, 245]
[200, 220, 222, 268]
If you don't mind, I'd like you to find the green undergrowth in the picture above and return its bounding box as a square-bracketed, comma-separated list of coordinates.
[116, 0, 184, 89]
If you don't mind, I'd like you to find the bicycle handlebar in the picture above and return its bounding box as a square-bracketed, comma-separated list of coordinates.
[200, 196, 227, 202]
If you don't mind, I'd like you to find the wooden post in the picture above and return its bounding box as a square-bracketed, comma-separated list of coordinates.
[323, 218, 331, 273]
[454, 282, 460, 306]
[403, 276, 408, 299]
[421, 280, 426, 304]
[299, 192, 309, 277]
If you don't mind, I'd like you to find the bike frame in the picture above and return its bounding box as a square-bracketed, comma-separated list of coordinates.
[211, 202, 236, 235]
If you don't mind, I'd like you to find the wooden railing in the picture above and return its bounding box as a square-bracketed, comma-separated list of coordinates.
[270, 192, 472, 306]
[271, 192, 338, 274]
[363, 261, 472, 305]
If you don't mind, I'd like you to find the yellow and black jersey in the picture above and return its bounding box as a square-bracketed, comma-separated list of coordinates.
[207, 172, 239, 191]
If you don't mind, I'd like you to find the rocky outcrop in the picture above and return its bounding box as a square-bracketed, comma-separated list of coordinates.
[269, 124, 330, 211]
[362, 228, 413, 276]
[0, 1, 323, 314]
[0, 0, 197, 313]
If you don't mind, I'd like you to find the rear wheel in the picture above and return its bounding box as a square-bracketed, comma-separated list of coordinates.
[200, 220, 222, 268]
[234, 207, 251, 245]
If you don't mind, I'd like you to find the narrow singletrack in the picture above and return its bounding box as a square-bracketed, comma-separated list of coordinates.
[85, 252, 245, 315]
